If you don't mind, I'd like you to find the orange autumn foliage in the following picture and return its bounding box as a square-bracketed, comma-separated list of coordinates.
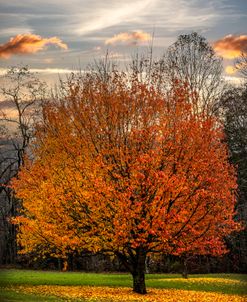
[12, 71, 241, 293]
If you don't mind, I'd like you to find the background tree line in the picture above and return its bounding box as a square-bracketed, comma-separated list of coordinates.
[0, 32, 246, 275]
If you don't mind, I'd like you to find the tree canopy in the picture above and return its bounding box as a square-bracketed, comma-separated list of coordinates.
[12, 70, 241, 294]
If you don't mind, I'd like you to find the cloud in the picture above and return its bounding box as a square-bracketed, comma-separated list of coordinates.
[105, 31, 151, 46]
[93, 46, 101, 52]
[100, 51, 126, 60]
[213, 34, 247, 59]
[224, 75, 244, 86]
[225, 65, 236, 75]
[75, 0, 155, 35]
[0, 34, 68, 59]
[30, 68, 74, 74]
[43, 58, 54, 64]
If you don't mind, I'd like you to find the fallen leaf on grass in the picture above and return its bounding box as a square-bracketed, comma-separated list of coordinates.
[7, 285, 247, 302]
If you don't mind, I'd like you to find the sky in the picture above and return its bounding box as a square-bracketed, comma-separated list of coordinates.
[0, 0, 246, 80]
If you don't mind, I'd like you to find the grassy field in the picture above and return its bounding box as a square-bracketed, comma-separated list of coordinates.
[0, 269, 247, 301]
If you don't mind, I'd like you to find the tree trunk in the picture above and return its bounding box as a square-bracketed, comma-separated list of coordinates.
[132, 270, 147, 294]
[116, 248, 147, 294]
[131, 250, 147, 294]
[182, 256, 188, 279]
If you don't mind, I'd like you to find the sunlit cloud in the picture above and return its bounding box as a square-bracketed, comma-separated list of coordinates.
[0, 108, 18, 120]
[105, 31, 151, 46]
[213, 34, 247, 59]
[0, 100, 19, 121]
[225, 65, 236, 75]
[26, 68, 75, 74]
[0, 34, 68, 59]
[93, 46, 101, 52]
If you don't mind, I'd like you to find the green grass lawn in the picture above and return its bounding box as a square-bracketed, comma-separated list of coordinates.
[0, 289, 66, 302]
[0, 269, 246, 301]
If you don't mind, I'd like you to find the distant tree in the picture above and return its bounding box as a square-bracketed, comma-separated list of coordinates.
[162, 32, 224, 114]
[220, 83, 247, 272]
[13, 69, 241, 294]
[0, 66, 46, 264]
[235, 52, 247, 78]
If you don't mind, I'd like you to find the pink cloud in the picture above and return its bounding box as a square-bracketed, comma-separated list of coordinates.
[0, 34, 68, 59]
[105, 31, 151, 46]
[213, 34, 247, 59]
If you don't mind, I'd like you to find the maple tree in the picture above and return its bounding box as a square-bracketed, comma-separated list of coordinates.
[12, 70, 241, 294]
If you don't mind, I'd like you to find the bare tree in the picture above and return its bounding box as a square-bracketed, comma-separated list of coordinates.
[162, 32, 224, 114]
[235, 52, 247, 78]
[0, 66, 47, 264]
